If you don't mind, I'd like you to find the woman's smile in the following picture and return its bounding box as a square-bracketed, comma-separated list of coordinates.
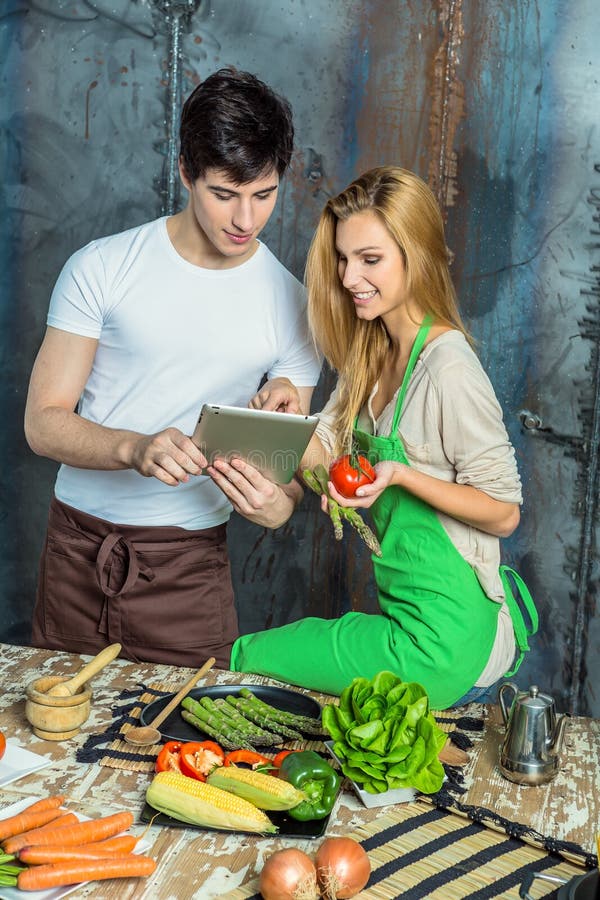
[352, 289, 378, 305]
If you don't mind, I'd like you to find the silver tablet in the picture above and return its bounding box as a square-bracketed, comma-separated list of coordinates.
[192, 404, 319, 484]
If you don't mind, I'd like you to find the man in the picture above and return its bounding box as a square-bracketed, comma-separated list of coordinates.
[24, 67, 321, 669]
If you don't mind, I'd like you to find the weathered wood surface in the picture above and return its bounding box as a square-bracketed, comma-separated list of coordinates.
[1, 643, 596, 898]
[451, 704, 600, 856]
[0, 643, 390, 898]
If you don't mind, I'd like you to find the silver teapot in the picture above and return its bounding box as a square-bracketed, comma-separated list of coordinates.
[498, 682, 568, 785]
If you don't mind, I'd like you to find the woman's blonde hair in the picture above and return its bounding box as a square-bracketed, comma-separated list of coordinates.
[306, 166, 470, 453]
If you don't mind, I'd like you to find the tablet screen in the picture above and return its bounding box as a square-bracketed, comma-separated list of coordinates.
[192, 404, 319, 484]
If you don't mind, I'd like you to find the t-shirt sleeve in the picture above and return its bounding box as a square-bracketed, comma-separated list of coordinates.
[267, 281, 322, 386]
[434, 357, 523, 504]
[47, 243, 106, 339]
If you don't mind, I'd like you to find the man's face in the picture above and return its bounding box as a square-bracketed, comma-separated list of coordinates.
[181, 165, 279, 266]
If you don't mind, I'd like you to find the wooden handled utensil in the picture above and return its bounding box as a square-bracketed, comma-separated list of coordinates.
[47, 643, 122, 697]
[124, 657, 216, 746]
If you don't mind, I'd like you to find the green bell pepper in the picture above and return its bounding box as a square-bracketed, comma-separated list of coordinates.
[279, 750, 341, 821]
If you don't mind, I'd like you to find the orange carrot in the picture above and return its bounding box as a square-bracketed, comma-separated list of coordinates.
[17, 854, 156, 891]
[15, 796, 65, 815]
[6, 811, 134, 854]
[0, 807, 65, 842]
[86, 834, 139, 854]
[18, 835, 139, 864]
[2, 813, 80, 854]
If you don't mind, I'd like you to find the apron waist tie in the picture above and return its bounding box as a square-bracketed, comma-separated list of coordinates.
[500, 565, 539, 677]
[95, 533, 156, 654]
[95, 532, 156, 597]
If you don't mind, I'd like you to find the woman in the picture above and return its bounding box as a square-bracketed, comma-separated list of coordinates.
[230, 167, 537, 709]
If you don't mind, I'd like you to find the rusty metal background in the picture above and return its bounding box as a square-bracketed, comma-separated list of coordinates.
[1, 0, 598, 714]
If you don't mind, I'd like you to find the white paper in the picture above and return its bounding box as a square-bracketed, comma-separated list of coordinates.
[0, 797, 151, 900]
[0, 741, 51, 788]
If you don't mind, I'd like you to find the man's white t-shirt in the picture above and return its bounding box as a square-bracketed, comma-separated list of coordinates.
[48, 217, 321, 529]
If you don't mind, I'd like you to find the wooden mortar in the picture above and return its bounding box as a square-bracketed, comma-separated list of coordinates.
[25, 675, 92, 741]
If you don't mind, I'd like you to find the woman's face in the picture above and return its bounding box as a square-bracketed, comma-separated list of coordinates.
[335, 210, 409, 323]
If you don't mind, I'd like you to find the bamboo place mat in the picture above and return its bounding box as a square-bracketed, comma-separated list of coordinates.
[76, 683, 483, 775]
[423, 706, 600, 868]
[77, 681, 336, 773]
[76, 682, 176, 772]
[222, 800, 585, 900]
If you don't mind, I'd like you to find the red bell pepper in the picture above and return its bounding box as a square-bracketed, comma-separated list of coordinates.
[223, 749, 275, 772]
[155, 740, 183, 773]
[179, 741, 225, 781]
[272, 749, 301, 770]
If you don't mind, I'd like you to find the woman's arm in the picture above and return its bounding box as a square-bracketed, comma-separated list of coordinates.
[326, 348, 522, 537]
[314, 448, 520, 537]
[328, 461, 519, 537]
[395, 464, 520, 536]
[249, 378, 314, 414]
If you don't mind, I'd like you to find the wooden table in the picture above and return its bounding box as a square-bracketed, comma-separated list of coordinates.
[0, 643, 593, 899]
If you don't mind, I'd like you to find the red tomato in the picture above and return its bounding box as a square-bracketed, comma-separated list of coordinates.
[0, 732, 5, 761]
[329, 454, 376, 498]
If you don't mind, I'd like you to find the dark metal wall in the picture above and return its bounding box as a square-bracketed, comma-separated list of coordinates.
[1, 0, 598, 714]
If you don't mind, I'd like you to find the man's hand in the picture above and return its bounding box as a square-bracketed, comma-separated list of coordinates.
[249, 377, 302, 413]
[129, 428, 207, 487]
[207, 456, 301, 527]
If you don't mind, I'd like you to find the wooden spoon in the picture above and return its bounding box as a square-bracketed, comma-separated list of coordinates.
[47, 643, 122, 697]
[124, 657, 216, 746]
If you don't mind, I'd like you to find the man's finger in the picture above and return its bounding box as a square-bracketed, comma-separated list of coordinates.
[226, 457, 266, 488]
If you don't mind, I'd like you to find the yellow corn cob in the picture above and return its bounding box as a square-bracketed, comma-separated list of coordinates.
[207, 766, 306, 810]
[146, 770, 277, 834]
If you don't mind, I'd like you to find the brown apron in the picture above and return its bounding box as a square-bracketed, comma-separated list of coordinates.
[31, 497, 239, 669]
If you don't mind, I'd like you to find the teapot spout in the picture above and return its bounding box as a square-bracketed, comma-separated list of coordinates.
[548, 713, 569, 755]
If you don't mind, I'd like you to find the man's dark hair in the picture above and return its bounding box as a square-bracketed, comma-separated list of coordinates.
[179, 67, 294, 184]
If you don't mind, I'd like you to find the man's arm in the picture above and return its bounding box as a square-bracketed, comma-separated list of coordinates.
[24, 326, 206, 486]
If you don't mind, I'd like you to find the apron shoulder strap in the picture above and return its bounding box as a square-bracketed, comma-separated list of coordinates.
[390, 314, 434, 434]
[499, 565, 539, 677]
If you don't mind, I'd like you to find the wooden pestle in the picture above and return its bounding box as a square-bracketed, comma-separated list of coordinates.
[46, 643, 122, 697]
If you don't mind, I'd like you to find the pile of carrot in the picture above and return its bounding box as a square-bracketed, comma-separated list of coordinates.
[0, 795, 156, 891]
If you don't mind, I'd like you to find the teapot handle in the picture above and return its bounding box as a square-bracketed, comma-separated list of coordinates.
[498, 681, 519, 725]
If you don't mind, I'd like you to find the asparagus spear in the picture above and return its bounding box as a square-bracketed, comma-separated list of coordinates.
[303, 465, 383, 557]
[180, 710, 247, 750]
[199, 696, 267, 741]
[303, 469, 343, 540]
[181, 697, 257, 749]
[226, 696, 304, 741]
[212, 698, 283, 746]
[238, 688, 324, 735]
[338, 505, 383, 557]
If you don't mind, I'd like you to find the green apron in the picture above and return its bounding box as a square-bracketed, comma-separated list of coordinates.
[231, 320, 537, 708]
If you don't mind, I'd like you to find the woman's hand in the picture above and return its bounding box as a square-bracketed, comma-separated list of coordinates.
[323, 461, 399, 510]
[208, 456, 301, 528]
[249, 377, 301, 413]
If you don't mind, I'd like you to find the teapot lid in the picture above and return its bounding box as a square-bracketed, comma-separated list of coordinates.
[519, 685, 554, 709]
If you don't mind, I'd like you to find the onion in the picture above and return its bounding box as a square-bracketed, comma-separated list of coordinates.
[259, 848, 319, 900]
[315, 837, 371, 899]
